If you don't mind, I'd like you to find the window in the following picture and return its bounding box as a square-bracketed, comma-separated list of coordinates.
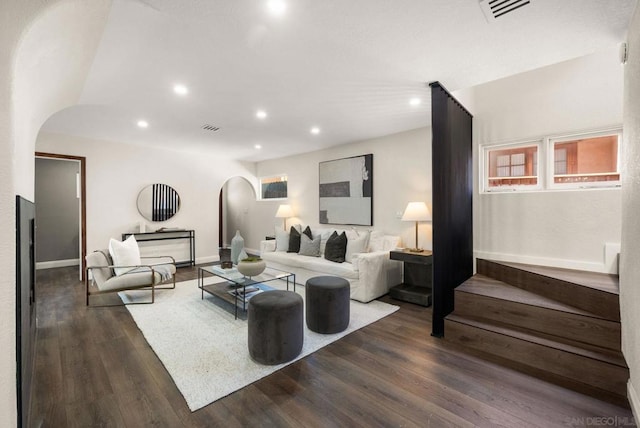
[481, 128, 622, 193]
[483, 142, 541, 191]
[549, 130, 621, 189]
[260, 175, 287, 199]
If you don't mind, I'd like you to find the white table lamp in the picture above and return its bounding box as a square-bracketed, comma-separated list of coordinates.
[275, 204, 294, 230]
[401, 202, 431, 252]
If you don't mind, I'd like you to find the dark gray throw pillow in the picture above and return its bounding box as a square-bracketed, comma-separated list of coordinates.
[287, 226, 301, 253]
[324, 231, 347, 263]
[302, 225, 313, 239]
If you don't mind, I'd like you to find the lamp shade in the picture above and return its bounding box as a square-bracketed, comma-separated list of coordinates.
[401, 202, 431, 222]
[275, 204, 294, 218]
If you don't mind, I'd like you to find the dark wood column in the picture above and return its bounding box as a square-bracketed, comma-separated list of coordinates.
[429, 82, 473, 337]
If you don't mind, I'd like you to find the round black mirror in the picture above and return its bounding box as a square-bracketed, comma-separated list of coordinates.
[137, 184, 181, 222]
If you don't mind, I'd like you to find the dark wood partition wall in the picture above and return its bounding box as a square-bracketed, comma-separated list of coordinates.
[429, 82, 473, 337]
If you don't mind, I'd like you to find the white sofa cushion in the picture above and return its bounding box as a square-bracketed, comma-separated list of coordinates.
[383, 235, 400, 250]
[262, 250, 358, 280]
[303, 256, 358, 279]
[262, 250, 308, 269]
[346, 231, 369, 262]
[367, 230, 385, 252]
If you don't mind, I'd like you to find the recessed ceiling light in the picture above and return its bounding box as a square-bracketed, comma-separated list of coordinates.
[310, 127, 320, 135]
[137, 120, 149, 128]
[255, 144, 262, 149]
[409, 97, 421, 106]
[256, 110, 267, 119]
[173, 84, 188, 95]
[267, 0, 286, 16]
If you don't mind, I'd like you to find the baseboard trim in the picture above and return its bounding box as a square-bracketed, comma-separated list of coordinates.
[473, 251, 606, 273]
[629, 381, 640, 423]
[36, 259, 79, 270]
[195, 255, 218, 265]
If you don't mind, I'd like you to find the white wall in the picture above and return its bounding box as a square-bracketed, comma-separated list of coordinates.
[37, 132, 256, 264]
[248, 127, 432, 251]
[621, 3, 640, 419]
[468, 48, 624, 273]
[0, 1, 111, 425]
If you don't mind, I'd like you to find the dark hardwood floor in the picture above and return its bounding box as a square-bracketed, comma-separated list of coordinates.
[30, 266, 636, 427]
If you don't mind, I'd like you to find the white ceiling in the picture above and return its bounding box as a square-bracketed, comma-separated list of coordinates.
[42, 0, 637, 161]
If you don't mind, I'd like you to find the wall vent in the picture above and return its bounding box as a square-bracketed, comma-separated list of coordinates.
[201, 124, 220, 132]
[480, 0, 531, 21]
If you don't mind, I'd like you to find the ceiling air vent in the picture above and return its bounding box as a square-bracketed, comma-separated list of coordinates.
[480, 0, 531, 21]
[201, 124, 220, 132]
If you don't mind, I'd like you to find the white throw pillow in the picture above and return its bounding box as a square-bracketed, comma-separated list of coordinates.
[383, 235, 401, 251]
[367, 230, 385, 252]
[346, 231, 369, 262]
[275, 229, 289, 252]
[108, 235, 141, 276]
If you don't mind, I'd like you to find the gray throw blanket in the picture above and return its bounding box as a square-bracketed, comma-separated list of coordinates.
[153, 264, 173, 281]
[128, 264, 173, 282]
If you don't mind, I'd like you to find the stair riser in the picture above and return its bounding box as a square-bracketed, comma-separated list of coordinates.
[454, 291, 621, 351]
[445, 319, 628, 399]
[476, 260, 619, 321]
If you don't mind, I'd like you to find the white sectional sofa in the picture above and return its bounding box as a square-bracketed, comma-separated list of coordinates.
[260, 228, 402, 303]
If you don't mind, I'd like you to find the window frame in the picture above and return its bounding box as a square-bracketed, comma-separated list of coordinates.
[259, 174, 288, 200]
[480, 127, 623, 194]
[481, 140, 543, 193]
[546, 128, 622, 190]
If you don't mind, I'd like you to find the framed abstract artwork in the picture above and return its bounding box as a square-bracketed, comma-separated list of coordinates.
[319, 154, 373, 225]
[260, 175, 288, 199]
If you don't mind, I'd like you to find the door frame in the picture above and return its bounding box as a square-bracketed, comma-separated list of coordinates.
[35, 152, 87, 281]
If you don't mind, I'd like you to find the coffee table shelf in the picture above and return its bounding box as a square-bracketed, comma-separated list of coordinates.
[198, 264, 296, 319]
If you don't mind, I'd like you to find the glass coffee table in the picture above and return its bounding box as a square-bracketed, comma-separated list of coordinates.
[198, 263, 296, 319]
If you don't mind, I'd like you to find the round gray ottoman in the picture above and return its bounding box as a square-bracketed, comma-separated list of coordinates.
[248, 290, 303, 365]
[305, 276, 350, 334]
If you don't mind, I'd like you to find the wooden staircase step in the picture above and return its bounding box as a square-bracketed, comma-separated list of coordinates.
[456, 275, 621, 350]
[493, 261, 619, 294]
[447, 313, 626, 367]
[445, 314, 629, 404]
[476, 259, 620, 321]
[457, 275, 596, 316]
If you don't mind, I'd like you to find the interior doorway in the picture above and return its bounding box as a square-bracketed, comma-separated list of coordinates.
[35, 152, 87, 281]
[219, 176, 257, 248]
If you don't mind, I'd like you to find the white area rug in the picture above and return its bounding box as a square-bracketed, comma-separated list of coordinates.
[119, 277, 398, 411]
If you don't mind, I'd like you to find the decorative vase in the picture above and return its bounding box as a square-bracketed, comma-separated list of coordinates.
[237, 258, 266, 277]
[230, 230, 244, 264]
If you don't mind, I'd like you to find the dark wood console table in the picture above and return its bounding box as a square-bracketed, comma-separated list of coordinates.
[389, 249, 433, 306]
[122, 230, 195, 267]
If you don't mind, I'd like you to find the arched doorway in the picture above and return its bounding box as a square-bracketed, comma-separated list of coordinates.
[219, 176, 257, 248]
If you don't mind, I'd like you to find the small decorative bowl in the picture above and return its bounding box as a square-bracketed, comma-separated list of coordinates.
[237, 258, 266, 277]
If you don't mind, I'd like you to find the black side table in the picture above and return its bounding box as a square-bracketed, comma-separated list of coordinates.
[389, 250, 433, 306]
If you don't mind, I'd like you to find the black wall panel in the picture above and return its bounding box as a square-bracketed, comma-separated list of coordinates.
[430, 82, 473, 337]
